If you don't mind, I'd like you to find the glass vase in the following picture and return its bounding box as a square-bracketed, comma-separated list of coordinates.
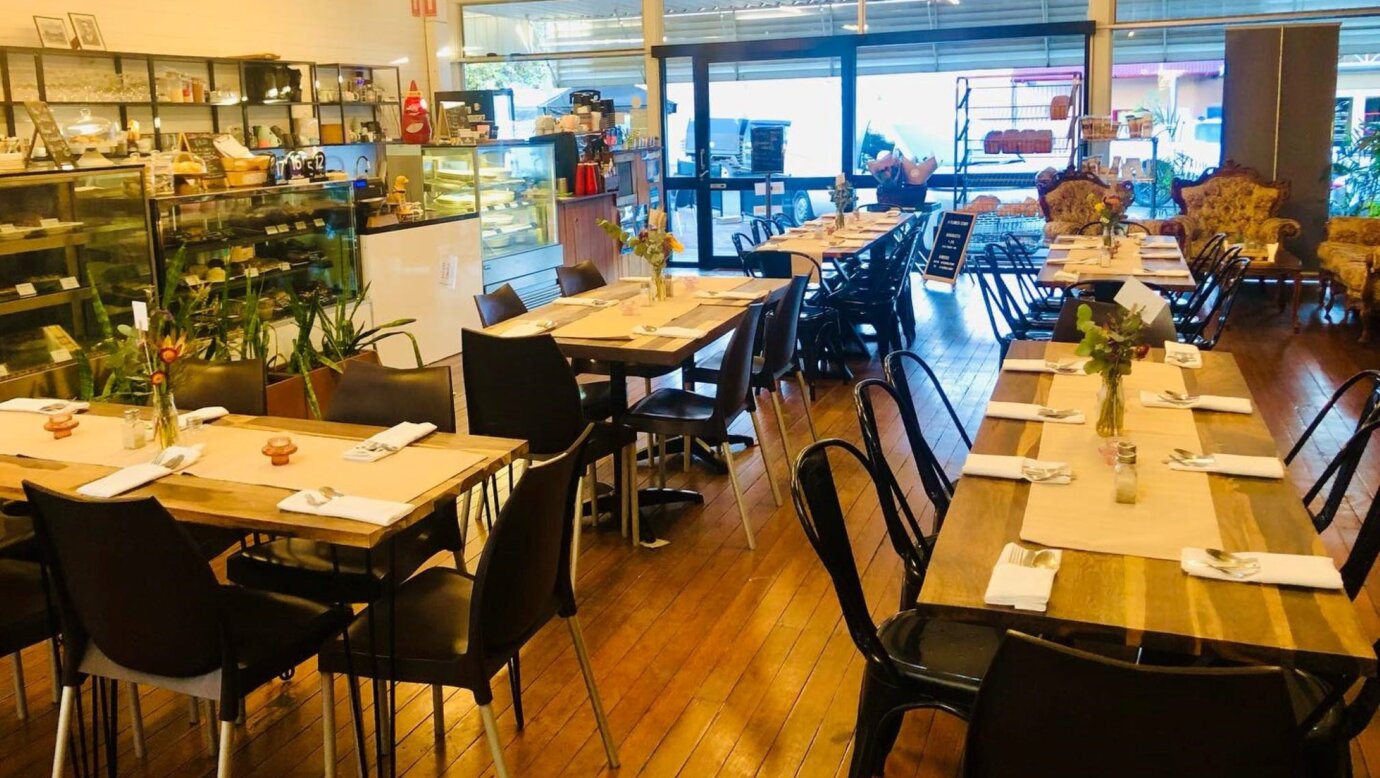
[152, 388, 180, 450]
[1095, 374, 1125, 438]
[835, 211, 846, 230]
[650, 266, 667, 302]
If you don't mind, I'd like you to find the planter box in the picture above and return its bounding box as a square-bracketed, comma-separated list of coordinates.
[265, 350, 380, 419]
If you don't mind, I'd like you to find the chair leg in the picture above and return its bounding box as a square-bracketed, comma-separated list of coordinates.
[509, 657, 524, 730]
[585, 463, 598, 523]
[849, 667, 908, 778]
[188, 694, 200, 725]
[571, 475, 584, 589]
[455, 489, 471, 572]
[320, 673, 337, 778]
[619, 445, 630, 539]
[748, 407, 782, 507]
[11, 652, 26, 721]
[769, 388, 794, 462]
[216, 720, 234, 778]
[720, 443, 757, 550]
[794, 372, 819, 441]
[202, 699, 217, 754]
[128, 683, 146, 759]
[479, 702, 510, 778]
[657, 435, 667, 489]
[683, 435, 691, 472]
[48, 639, 60, 707]
[566, 616, 620, 769]
[628, 445, 641, 545]
[347, 675, 367, 778]
[51, 685, 75, 778]
[430, 684, 445, 743]
[642, 377, 653, 398]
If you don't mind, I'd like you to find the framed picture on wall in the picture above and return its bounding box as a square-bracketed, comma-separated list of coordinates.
[33, 16, 70, 49]
[67, 13, 105, 51]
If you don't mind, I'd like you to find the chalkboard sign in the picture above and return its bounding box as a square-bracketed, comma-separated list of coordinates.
[921, 211, 976, 285]
[180, 132, 225, 178]
[750, 125, 784, 174]
[22, 101, 74, 168]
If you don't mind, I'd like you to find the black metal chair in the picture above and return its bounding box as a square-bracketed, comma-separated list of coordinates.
[556, 260, 607, 297]
[744, 250, 850, 393]
[730, 232, 756, 276]
[772, 212, 798, 230]
[1172, 245, 1244, 327]
[621, 304, 768, 548]
[963, 632, 1303, 778]
[882, 350, 973, 452]
[971, 249, 1054, 359]
[176, 358, 267, 416]
[316, 428, 620, 778]
[24, 483, 350, 778]
[1177, 255, 1251, 350]
[473, 283, 528, 327]
[827, 228, 923, 358]
[988, 240, 1060, 319]
[791, 439, 1001, 778]
[1285, 370, 1380, 532]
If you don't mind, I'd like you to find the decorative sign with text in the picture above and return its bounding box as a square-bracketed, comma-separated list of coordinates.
[921, 211, 976, 285]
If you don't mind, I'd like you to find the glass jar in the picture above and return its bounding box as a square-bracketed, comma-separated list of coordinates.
[121, 408, 146, 451]
[1114, 441, 1138, 504]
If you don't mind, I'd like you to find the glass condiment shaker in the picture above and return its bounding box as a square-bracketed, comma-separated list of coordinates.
[121, 408, 146, 451]
[1114, 441, 1138, 504]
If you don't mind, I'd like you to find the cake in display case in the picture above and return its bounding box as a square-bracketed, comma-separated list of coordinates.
[150, 180, 360, 324]
[0, 165, 154, 380]
[475, 141, 557, 261]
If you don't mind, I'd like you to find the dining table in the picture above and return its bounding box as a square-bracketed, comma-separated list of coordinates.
[919, 340, 1376, 680]
[1036, 233, 1198, 294]
[755, 210, 917, 271]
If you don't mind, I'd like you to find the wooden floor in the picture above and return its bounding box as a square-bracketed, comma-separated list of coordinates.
[3, 278, 1380, 777]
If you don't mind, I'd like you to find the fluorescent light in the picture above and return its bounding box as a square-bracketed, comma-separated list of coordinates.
[736, 6, 806, 21]
[389, 56, 410, 66]
[843, 23, 868, 31]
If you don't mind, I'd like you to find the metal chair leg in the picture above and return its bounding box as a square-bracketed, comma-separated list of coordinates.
[202, 700, 217, 754]
[47, 639, 59, 707]
[188, 694, 200, 725]
[321, 672, 337, 778]
[51, 685, 75, 778]
[11, 652, 26, 721]
[571, 475, 584, 589]
[748, 408, 782, 507]
[431, 684, 445, 743]
[509, 657, 525, 730]
[566, 616, 620, 768]
[720, 443, 757, 550]
[794, 372, 819, 440]
[683, 436, 691, 472]
[479, 703, 510, 778]
[347, 675, 367, 778]
[628, 445, 641, 545]
[128, 683, 146, 759]
[216, 720, 234, 778]
[657, 436, 667, 489]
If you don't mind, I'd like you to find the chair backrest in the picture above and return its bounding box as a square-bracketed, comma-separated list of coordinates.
[760, 275, 809, 377]
[1343, 464, 1380, 598]
[791, 439, 901, 676]
[555, 260, 606, 297]
[964, 632, 1300, 778]
[469, 426, 590, 656]
[883, 350, 972, 450]
[711, 304, 764, 427]
[731, 233, 756, 274]
[1184, 256, 1250, 350]
[460, 329, 588, 456]
[854, 379, 943, 568]
[1052, 298, 1179, 346]
[1189, 232, 1230, 276]
[1077, 220, 1150, 236]
[772, 212, 797, 230]
[175, 358, 267, 416]
[473, 283, 528, 327]
[749, 217, 778, 245]
[1287, 370, 1380, 533]
[23, 483, 223, 680]
[324, 360, 456, 433]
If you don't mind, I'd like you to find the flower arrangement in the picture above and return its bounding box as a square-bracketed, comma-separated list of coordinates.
[137, 304, 192, 449]
[599, 208, 683, 301]
[830, 174, 856, 228]
[1088, 191, 1128, 248]
[1074, 303, 1146, 437]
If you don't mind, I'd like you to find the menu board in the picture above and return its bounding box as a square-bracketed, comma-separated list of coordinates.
[23, 101, 74, 167]
[750, 125, 784, 174]
[921, 211, 976, 285]
[180, 132, 225, 178]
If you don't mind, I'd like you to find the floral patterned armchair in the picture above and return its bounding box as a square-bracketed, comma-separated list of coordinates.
[1166, 160, 1301, 259]
[1036, 169, 1133, 241]
[1317, 216, 1380, 341]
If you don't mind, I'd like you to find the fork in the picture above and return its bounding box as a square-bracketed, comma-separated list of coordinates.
[320, 486, 345, 500]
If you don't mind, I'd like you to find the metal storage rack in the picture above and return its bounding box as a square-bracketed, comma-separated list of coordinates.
[952, 74, 1083, 205]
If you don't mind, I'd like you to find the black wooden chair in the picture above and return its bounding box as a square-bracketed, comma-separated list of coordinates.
[556, 260, 607, 297]
[24, 483, 350, 778]
[316, 428, 620, 778]
[963, 632, 1303, 778]
[791, 439, 1001, 778]
[473, 283, 528, 327]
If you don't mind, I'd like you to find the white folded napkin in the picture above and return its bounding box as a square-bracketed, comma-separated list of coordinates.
[694, 290, 759, 301]
[984, 543, 1060, 612]
[633, 325, 705, 339]
[961, 454, 1072, 484]
[1139, 390, 1252, 414]
[1168, 453, 1285, 479]
[1001, 357, 1090, 375]
[1164, 341, 1203, 368]
[1053, 236, 1101, 248]
[1052, 270, 1080, 284]
[985, 401, 1085, 424]
[1180, 548, 1343, 589]
[1138, 269, 1192, 278]
[178, 406, 228, 428]
[0, 398, 89, 416]
[277, 490, 413, 526]
[551, 297, 612, 308]
[500, 320, 556, 338]
[343, 421, 438, 463]
[77, 445, 203, 498]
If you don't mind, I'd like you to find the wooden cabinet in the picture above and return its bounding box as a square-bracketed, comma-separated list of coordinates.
[556, 193, 621, 281]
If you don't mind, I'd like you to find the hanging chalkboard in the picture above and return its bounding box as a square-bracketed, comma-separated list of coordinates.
[22, 101, 74, 167]
[750, 125, 784, 174]
[921, 211, 976, 285]
[180, 132, 225, 178]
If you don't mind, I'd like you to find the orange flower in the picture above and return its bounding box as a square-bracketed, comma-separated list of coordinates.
[667, 234, 684, 253]
[157, 334, 185, 365]
[150, 370, 167, 386]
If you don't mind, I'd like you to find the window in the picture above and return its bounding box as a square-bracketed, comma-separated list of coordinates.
[1117, 0, 1378, 23]
[664, 0, 855, 45]
[460, 0, 643, 56]
[864, 0, 1087, 34]
[461, 56, 647, 138]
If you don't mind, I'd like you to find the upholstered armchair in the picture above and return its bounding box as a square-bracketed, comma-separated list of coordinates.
[1318, 216, 1380, 341]
[1036, 169, 1134, 241]
[1166, 160, 1302, 258]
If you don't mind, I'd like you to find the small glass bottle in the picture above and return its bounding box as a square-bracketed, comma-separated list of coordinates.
[121, 408, 146, 451]
[1114, 441, 1138, 504]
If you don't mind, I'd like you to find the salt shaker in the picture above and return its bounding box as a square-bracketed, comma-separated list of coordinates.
[121, 408, 146, 450]
[1114, 441, 1138, 504]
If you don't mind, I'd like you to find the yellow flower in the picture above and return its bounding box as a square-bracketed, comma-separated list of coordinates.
[667, 235, 684, 253]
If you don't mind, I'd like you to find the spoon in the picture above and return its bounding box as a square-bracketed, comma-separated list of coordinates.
[1159, 389, 1200, 404]
[320, 486, 345, 500]
[1037, 407, 1081, 419]
[1205, 548, 1258, 569]
[1044, 359, 1083, 374]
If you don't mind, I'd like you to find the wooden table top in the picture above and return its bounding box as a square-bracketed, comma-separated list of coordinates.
[481, 276, 790, 367]
[754, 212, 915, 260]
[1036, 236, 1197, 293]
[918, 340, 1376, 676]
[0, 405, 526, 549]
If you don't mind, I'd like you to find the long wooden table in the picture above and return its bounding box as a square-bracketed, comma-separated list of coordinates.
[1036, 234, 1197, 294]
[0, 405, 526, 549]
[755, 211, 916, 264]
[918, 340, 1376, 677]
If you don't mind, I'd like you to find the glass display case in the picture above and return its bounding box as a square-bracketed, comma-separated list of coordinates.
[419, 146, 478, 216]
[150, 180, 359, 326]
[0, 165, 154, 379]
[475, 141, 558, 261]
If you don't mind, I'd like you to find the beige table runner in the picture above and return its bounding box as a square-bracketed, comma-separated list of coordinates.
[553, 298, 702, 340]
[1019, 360, 1224, 560]
[1049, 236, 1185, 277]
[0, 412, 152, 468]
[678, 276, 750, 293]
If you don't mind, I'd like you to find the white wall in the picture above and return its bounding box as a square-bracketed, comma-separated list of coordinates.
[0, 0, 429, 89]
